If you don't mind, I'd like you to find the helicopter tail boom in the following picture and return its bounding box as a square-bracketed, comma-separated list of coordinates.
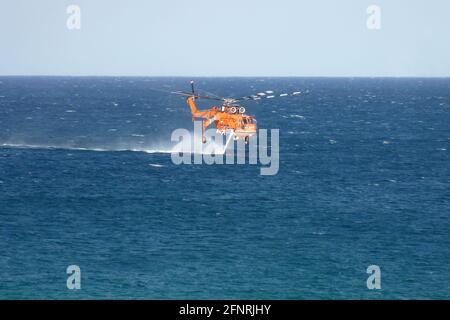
[187, 96, 199, 115]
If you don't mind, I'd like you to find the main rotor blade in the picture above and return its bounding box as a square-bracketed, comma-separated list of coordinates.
[171, 91, 224, 102]
[171, 91, 194, 97]
[172, 88, 307, 105]
[233, 90, 305, 102]
[197, 95, 225, 101]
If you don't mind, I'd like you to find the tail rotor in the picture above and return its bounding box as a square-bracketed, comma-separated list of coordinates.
[190, 80, 195, 96]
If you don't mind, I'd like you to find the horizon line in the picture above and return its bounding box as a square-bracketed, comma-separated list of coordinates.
[1, 74, 450, 79]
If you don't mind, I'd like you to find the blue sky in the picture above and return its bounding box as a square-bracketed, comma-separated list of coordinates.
[0, 0, 449, 76]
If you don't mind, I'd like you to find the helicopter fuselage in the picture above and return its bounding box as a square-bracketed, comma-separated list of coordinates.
[186, 96, 257, 142]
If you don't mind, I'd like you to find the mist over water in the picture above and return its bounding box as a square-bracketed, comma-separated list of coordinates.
[1, 131, 229, 155]
[1, 77, 450, 299]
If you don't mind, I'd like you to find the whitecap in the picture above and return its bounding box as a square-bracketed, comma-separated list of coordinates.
[290, 114, 305, 119]
[149, 164, 165, 168]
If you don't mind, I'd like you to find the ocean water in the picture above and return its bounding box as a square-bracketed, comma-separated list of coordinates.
[0, 77, 449, 299]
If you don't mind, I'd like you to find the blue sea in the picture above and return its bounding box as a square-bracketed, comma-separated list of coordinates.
[0, 77, 449, 299]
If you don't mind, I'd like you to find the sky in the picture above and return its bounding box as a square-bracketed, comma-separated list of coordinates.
[0, 0, 449, 77]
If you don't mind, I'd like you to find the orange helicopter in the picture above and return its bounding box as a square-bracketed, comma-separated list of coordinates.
[172, 81, 303, 144]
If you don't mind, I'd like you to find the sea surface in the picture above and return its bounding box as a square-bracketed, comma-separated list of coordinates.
[0, 77, 449, 299]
